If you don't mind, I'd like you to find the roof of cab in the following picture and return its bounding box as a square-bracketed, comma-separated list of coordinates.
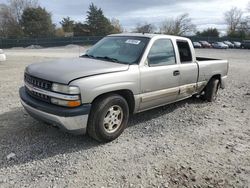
[108, 33, 189, 41]
[108, 33, 159, 38]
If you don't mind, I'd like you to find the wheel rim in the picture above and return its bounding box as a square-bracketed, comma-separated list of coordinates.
[103, 105, 123, 134]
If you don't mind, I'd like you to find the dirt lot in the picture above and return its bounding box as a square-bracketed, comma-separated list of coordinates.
[0, 47, 249, 188]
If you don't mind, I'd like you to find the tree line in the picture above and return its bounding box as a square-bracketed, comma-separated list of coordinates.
[0, 1, 122, 38]
[59, 3, 122, 37]
[0, 0, 250, 39]
[134, 3, 250, 38]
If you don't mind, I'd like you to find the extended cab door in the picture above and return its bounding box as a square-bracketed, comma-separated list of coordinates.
[176, 40, 198, 100]
[139, 38, 180, 111]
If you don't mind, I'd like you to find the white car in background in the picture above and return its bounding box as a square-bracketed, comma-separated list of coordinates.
[212, 42, 229, 49]
[233, 41, 242, 48]
[0, 49, 6, 61]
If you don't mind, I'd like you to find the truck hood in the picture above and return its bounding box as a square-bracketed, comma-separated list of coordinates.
[26, 57, 129, 84]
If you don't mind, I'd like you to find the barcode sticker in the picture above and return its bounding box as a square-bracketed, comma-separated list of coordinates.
[125, 39, 141, 45]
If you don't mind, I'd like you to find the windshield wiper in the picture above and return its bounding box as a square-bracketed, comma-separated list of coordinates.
[81, 55, 127, 64]
[95, 56, 120, 63]
[96, 56, 129, 64]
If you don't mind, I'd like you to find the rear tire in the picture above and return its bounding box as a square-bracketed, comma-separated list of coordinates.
[87, 94, 129, 142]
[203, 78, 220, 102]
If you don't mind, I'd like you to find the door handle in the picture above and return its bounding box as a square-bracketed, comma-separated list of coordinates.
[173, 70, 180, 76]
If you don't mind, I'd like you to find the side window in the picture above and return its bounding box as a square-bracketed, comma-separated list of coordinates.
[177, 41, 192, 63]
[148, 39, 176, 67]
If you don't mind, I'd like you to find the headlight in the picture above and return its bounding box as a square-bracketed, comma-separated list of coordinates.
[51, 83, 81, 107]
[51, 83, 80, 94]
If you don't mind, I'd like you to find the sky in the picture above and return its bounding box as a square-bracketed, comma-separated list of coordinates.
[1, 0, 250, 34]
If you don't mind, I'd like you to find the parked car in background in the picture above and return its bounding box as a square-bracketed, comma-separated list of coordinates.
[0, 49, 6, 61]
[233, 42, 242, 48]
[223, 41, 234, 48]
[242, 40, 250, 49]
[199, 41, 212, 48]
[212, 42, 229, 49]
[193, 42, 202, 48]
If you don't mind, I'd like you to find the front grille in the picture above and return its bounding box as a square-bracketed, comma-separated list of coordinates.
[25, 87, 51, 103]
[24, 73, 52, 90]
[24, 73, 52, 103]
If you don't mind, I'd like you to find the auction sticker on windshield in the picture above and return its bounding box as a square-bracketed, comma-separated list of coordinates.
[125, 39, 141, 45]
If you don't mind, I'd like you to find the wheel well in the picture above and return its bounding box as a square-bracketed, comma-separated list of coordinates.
[91, 90, 135, 114]
[202, 74, 221, 93]
[210, 74, 221, 84]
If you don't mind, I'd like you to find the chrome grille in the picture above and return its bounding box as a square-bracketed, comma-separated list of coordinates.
[25, 87, 50, 103]
[24, 73, 52, 103]
[24, 73, 52, 90]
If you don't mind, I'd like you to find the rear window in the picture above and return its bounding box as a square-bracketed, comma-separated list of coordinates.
[177, 41, 192, 63]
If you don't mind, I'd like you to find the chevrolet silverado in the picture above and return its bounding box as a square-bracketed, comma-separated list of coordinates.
[20, 34, 229, 142]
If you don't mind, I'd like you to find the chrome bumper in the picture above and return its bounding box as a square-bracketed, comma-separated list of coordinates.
[21, 99, 89, 134]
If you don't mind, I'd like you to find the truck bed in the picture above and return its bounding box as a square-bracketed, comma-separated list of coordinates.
[196, 57, 229, 87]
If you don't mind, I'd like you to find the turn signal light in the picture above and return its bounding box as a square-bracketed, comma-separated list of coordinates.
[67, 100, 81, 107]
[51, 98, 81, 108]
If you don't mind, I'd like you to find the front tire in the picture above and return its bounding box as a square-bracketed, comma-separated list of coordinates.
[203, 78, 220, 102]
[87, 94, 129, 142]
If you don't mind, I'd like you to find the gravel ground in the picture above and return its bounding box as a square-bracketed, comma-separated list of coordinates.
[0, 47, 249, 188]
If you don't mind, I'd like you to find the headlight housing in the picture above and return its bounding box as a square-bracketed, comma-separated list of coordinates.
[51, 83, 80, 94]
[51, 83, 81, 107]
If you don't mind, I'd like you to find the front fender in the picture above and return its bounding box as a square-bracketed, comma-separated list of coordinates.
[70, 65, 140, 104]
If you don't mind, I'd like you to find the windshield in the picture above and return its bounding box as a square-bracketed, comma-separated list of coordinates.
[83, 36, 150, 64]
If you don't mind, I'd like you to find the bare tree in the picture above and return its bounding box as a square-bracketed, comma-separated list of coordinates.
[134, 23, 155, 33]
[111, 18, 123, 33]
[160, 19, 175, 34]
[0, 16, 23, 38]
[0, 0, 38, 38]
[160, 13, 196, 36]
[224, 7, 243, 35]
[8, 0, 38, 22]
[0, 4, 12, 37]
[246, 2, 250, 25]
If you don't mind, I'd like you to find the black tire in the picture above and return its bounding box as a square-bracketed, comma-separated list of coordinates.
[203, 78, 220, 102]
[87, 94, 129, 142]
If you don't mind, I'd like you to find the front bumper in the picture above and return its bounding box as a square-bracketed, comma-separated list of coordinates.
[19, 87, 91, 134]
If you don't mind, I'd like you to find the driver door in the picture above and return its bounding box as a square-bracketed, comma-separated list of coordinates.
[139, 38, 180, 111]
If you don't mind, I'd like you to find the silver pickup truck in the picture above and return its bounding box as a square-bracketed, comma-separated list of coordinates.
[19, 33, 229, 142]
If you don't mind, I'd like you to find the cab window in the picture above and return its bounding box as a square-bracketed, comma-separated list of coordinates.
[148, 39, 176, 67]
[177, 40, 193, 63]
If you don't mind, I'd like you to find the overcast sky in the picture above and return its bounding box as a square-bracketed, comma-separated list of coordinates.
[1, 0, 250, 33]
